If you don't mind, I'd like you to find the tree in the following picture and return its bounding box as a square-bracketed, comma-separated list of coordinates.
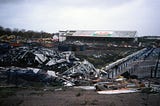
[0, 26, 5, 35]
[0, 26, 3, 31]
[5, 28, 12, 35]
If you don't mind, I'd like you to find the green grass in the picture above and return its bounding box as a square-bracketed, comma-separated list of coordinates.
[0, 87, 17, 98]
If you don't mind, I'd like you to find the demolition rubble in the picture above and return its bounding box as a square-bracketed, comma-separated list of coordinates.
[0, 46, 99, 87]
[0, 46, 160, 94]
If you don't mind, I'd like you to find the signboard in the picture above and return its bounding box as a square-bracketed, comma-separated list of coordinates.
[92, 31, 113, 37]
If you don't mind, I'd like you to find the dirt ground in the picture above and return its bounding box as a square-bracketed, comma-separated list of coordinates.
[0, 87, 160, 106]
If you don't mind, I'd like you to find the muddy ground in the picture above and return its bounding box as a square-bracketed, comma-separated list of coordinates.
[0, 87, 160, 106]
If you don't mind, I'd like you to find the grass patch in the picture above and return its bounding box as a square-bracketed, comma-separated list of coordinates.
[29, 91, 44, 96]
[0, 87, 17, 98]
[90, 99, 98, 105]
[75, 92, 81, 97]
[0, 98, 23, 106]
[110, 102, 116, 106]
[80, 100, 88, 105]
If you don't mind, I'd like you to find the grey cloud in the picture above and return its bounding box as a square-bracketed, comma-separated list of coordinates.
[0, 0, 135, 10]
[37, 0, 135, 9]
[0, 0, 160, 35]
[0, 0, 23, 4]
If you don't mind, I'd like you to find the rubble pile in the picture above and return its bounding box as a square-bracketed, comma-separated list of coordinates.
[94, 76, 160, 94]
[62, 60, 99, 85]
[0, 60, 99, 86]
[0, 46, 159, 95]
[1, 67, 74, 86]
[0, 46, 99, 86]
[0, 46, 79, 72]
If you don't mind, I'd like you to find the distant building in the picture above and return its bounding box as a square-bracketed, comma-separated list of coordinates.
[64, 30, 137, 43]
[138, 36, 160, 47]
[141, 36, 160, 40]
[58, 30, 138, 49]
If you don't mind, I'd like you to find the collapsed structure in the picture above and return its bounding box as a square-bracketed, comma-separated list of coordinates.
[0, 46, 79, 71]
[0, 41, 159, 94]
[0, 46, 99, 86]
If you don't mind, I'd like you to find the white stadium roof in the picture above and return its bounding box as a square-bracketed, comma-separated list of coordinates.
[68, 30, 137, 38]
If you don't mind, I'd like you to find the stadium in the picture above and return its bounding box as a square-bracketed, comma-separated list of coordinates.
[58, 30, 138, 49]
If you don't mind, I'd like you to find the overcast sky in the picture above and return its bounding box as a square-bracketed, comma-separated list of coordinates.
[0, 0, 160, 36]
